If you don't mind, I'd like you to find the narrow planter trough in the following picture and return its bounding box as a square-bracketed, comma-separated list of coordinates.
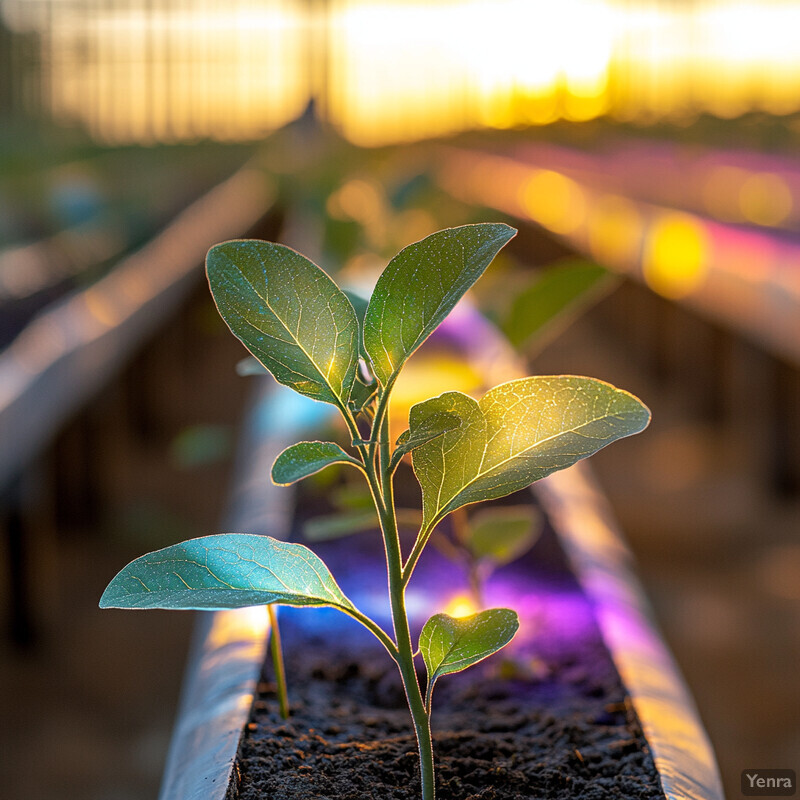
[157, 310, 724, 800]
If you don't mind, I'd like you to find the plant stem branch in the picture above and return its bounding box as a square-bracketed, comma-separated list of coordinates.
[375, 412, 436, 800]
[369, 375, 397, 467]
[267, 604, 290, 719]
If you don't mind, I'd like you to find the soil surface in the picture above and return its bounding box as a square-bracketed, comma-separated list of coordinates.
[230, 628, 663, 800]
[227, 484, 664, 800]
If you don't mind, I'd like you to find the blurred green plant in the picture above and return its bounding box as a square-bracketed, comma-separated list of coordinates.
[503, 258, 617, 355]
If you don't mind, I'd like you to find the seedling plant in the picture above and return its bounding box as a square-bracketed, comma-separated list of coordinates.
[101, 223, 650, 800]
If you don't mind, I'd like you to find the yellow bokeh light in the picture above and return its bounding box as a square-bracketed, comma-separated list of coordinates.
[390, 354, 482, 436]
[208, 606, 269, 650]
[519, 170, 586, 236]
[738, 173, 793, 227]
[443, 594, 478, 619]
[587, 194, 642, 269]
[327, 179, 385, 225]
[643, 213, 709, 300]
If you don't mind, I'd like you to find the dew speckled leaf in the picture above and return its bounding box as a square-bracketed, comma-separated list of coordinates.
[207, 240, 358, 406]
[411, 377, 650, 528]
[99, 534, 356, 612]
[272, 441, 361, 486]
[420, 609, 519, 691]
[394, 411, 461, 457]
[363, 224, 516, 385]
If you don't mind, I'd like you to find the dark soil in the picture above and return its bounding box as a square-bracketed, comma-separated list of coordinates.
[227, 478, 664, 800]
[230, 626, 663, 800]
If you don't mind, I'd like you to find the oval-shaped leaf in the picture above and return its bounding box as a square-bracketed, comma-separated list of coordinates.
[465, 506, 541, 567]
[411, 376, 650, 528]
[207, 240, 359, 407]
[272, 441, 361, 486]
[420, 608, 519, 692]
[363, 224, 516, 385]
[99, 534, 356, 612]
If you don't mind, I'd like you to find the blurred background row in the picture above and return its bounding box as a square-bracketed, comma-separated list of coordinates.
[1, 1, 798, 799]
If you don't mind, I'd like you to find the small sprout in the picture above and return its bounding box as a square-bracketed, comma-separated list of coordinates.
[102, 224, 650, 800]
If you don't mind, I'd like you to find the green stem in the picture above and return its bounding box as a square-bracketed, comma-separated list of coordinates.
[336, 398, 371, 468]
[267, 604, 289, 719]
[368, 374, 397, 466]
[424, 680, 434, 717]
[376, 414, 436, 800]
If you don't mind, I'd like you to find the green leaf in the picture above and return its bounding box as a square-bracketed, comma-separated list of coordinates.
[390, 411, 461, 472]
[396, 411, 461, 452]
[504, 260, 615, 350]
[304, 509, 378, 541]
[207, 240, 359, 407]
[411, 376, 650, 529]
[349, 375, 378, 413]
[363, 224, 516, 386]
[272, 441, 361, 486]
[99, 534, 356, 613]
[344, 289, 369, 326]
[344, 289, 372, 364]
[420, 608, 519, 694]
[464, 506, 541, 567]
[344, 289, 369, 338]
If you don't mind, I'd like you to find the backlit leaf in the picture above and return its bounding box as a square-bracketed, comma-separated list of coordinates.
[207, 240, 358, 407]
[420, 608, 519, 694]
[363, 224, 516, 385]
[272, 441, 361, 486]
[390, 411, 461, 471]
[99, 534, 356, 613]
[411, 376, 650, 528]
